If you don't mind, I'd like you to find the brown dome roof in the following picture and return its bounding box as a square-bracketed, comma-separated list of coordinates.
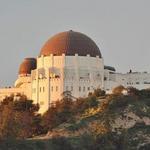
[19, 58, 36, 75]
[40, 30, 102, 57]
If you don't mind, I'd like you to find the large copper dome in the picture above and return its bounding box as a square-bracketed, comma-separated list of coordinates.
[40, 30, 102, 57]
[19, 58, 37, 75]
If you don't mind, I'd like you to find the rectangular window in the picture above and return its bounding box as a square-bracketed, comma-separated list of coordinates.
[43, 87, 45, 92]
[71, 86, 73, 91]
[79, 86, 81, 92]
[56, 86, 58, 91]
[87, 87, 90, 91]
[40, 87, 42, 92]
[144, 81, 150, 84]
[51, 86, 53, 92]
[83, 86, 85, 92]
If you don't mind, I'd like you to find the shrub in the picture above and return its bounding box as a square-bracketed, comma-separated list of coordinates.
[0, 95, 41, 139]
[139, 88, 150, 98]
[86, 95, 99, 108]
[42, 98, 74, 131]
[112, 85, 125, 95]
[127, 86, 140, 96]
[93, 88, 106, 97]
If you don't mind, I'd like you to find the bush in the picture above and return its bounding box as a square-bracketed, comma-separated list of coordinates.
[86, 95, 99, 108]
[107, 94, 137, 111]
[93, 88, 106, 97]
[0, 95, 41, 139]
[139, 89, 150, 98]
[127, 86, 140, 96]
[42, 98, 74, 131]
[112, 85, 125, 95]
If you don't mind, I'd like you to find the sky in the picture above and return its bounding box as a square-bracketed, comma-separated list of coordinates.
[0, 0, 150, 86]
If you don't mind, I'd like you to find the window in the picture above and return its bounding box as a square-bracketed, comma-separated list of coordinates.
[144, 81, 150, 84]
[87, 87, 90, 91]
[83, 86, 85, 92]
[71, 86, 73, 91]
[40, 87, 42, 92]
[43, 87, 45, 92]
[51, 86, 53, 92]
[104, 77, 107, 81]
[56, 86, 58, 91]
[79, 86, 81, 92]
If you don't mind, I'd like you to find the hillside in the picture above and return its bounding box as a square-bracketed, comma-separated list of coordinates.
[0, 89, 150, 150]
[36, 94, 150, 150]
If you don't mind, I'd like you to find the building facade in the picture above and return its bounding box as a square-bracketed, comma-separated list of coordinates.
[0, 30, 150, 113]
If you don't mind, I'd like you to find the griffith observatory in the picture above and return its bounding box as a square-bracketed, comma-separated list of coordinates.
[0, 30, 150, 113]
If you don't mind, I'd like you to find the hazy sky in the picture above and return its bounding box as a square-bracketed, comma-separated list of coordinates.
[0, 0, 150, 86]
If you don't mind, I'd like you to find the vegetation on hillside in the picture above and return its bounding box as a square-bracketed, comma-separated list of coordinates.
[0, 87, 150, 149]
[0, 95, 42, 139]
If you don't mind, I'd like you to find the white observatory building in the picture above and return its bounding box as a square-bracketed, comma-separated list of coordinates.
[1, 30, 150, 113]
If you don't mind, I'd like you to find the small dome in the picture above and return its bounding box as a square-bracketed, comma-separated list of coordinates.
[104, 66, 116, 72]
[19, 58, 36, 75]
[40, 30, 102, 57]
